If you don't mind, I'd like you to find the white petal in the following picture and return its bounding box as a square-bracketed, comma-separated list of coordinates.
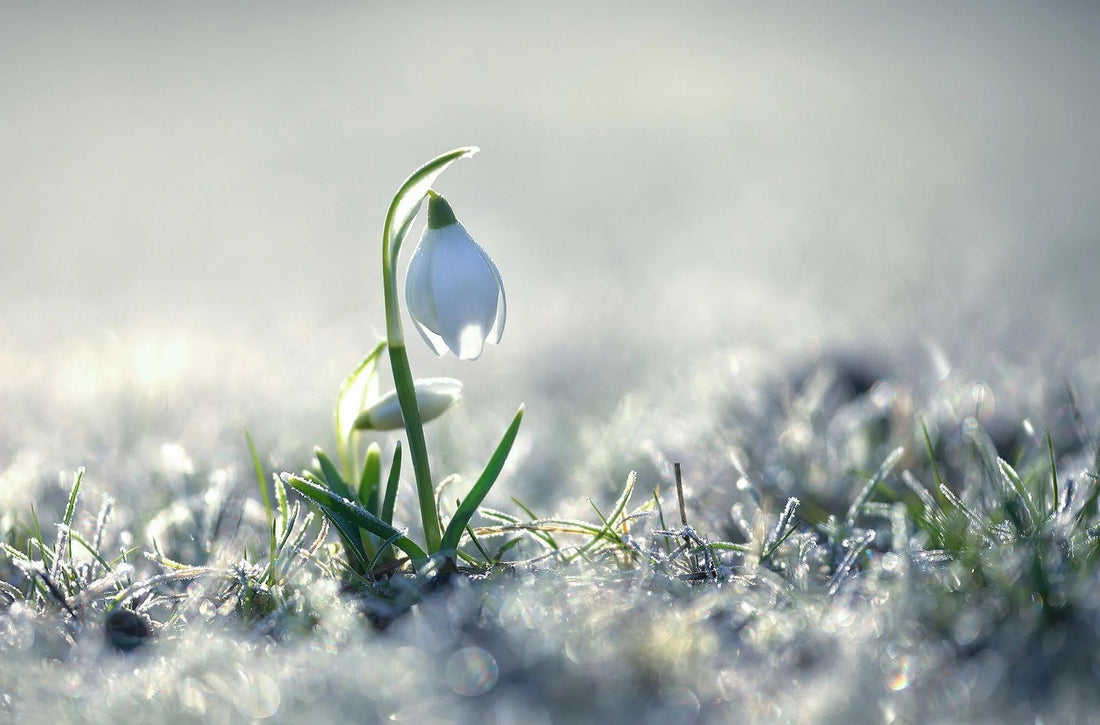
[413, 323, 452, 357]
[475, 243, 507, 345]
[431, 223, 500, 360]
[405, 228, 450, 356]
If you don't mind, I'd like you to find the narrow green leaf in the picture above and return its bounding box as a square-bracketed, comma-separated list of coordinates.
[356, 443, 385, 558]
[919, 419, 943, 487]
[386, 343, 442, 552]
[588, 498, 614, 531]
[360, 442, 383, 514]
[998, 458, 1038, 531]
[919, 418, 954, 512]
[606, 471, 638, 529]
[704, 541, 752, 553]
[844, 446, 904, 529]
[69, 529, 114, 576]
[381, 442, 402, 527]
[308, 451, 374, 563]
[246, 431, 277, 564]
[273, 473, 289, 529]
[567, 472, 636, 563]
[61, 468, 84, 561]
[475, 514, 609, 542]
[367, 529, 409, 574]
[282, 474, 426, 560]
[493, 536, 523, 563]
[62, 468, 83, 530]
[965, 423, 1029, 526]
[465, 525, 493, 563]
[439, 405, 524, 553]
[319, 508, 373, 574]
[477, 508, 555, 553]
[653, 489, 671, 555]
[512, 496, 559, 551]
[1047, 429, 1060, 515]
[30, 505, 48, 567]
[761, 524, 799, 563]
[315, 448, 354, 502]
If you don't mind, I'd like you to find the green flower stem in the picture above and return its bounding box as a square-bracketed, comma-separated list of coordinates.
[379, 147, 478, 555]
[386, 340, 442, 552]
[381, 241, 440, 551]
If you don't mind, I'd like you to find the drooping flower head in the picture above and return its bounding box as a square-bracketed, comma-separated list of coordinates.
[404, 193, 506, 360]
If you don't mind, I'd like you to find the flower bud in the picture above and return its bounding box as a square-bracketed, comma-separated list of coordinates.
[353, 377, 463, 431]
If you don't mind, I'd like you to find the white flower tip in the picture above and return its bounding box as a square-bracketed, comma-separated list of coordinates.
[456, 326, 487, 361]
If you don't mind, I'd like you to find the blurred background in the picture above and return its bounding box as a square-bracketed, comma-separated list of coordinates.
[1, 1, 1099, 507]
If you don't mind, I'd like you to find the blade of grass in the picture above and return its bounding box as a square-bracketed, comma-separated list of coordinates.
[29, 505, 49, 569]
[49, 475, 77, 586]
[366, 528, 411, 575]
[766, 497, 800, 551]
[704, 541, 752, 554]
[1047, 428, 1060, 515]
[264, 500, 302, 577]
[62, 467, 84, 532]
[998, 458, 1038, 532]
[273, 473, 289, 528]
[567, 473, 636, 563]
[653, 488, 671, 556]
[69, 530, 114, 576]
[828, 530, 876, 596]
[762, 499, 801, 563]
[939, 483, 985, 534]
[36, 570, 76, 617]
[475, 518, 609, 538]
[464, 525, 493, 563]
[512, 497, 559, 551]
[845, 447, 904, 529]
[919, 418, 951, 509]
[246, 432, 277, 570]
[482, 506, 558, 551]
[493, 536, 523, 563]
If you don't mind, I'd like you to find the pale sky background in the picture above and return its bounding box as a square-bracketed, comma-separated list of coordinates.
[1, 1, 1099, 484]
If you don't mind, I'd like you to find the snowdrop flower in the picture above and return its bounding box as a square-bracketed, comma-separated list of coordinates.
[405, 192, 506, 360]
[353, 377, 462, 431]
